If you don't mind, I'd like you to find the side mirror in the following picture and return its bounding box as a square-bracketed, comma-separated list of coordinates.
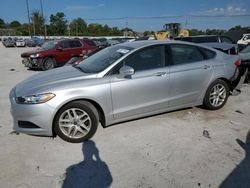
[57, 46, 63, 50]
[119, 65, 135, 77]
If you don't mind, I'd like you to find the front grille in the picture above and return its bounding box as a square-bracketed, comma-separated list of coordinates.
[18, 121, 40, 129]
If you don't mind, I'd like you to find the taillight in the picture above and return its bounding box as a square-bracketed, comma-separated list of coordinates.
[234, 59, 241, 67]
[75, 60, 81, 65]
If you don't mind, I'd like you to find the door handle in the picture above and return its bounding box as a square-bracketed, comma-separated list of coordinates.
[202, 65, 211, 69]
[154, 72, 167, 77]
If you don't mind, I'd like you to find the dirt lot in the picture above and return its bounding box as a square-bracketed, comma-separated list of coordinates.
[0, 43, 249, 188]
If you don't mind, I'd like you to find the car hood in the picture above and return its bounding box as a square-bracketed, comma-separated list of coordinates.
[21, 48, 48, 58]
[15, 66, 97, 96]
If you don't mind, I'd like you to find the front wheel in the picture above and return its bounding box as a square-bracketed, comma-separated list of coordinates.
[203, 79, 229, 110]
[54, 101, 99, 143]
[42, 57, 56, 71]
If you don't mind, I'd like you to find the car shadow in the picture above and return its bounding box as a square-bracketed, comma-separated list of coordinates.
[219, 130, 250, 188]
[62, 140, 113, 188]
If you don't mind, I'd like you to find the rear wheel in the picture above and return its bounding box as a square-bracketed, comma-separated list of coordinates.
[203, 79, 229, 110]
[42, 57, 56, 71]
[54, 101, 99, 143]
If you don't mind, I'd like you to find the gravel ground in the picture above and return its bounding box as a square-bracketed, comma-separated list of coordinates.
[0, 43, 249, 188]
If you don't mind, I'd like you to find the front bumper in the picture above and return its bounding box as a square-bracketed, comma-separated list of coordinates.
[22, 58, 43, 69]
[9, 88, 56, 136]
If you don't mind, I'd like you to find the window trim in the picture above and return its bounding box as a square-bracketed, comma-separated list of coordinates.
[107, 44, 167, 76]
[169, 43, 210, 66]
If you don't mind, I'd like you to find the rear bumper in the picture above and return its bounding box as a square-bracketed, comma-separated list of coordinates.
[230, 66, 248, 96]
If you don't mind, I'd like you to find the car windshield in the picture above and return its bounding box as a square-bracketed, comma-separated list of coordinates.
[78, 45, 134, 73]
[40, 41, 56, 50]
[241, 45, 250, 53]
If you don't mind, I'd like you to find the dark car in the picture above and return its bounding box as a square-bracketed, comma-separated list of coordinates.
[201, 43, 238, 55]
[175, 35, 234, 44]
[3, 39, 15, 47]
[92, 38, 109, 48]
[21, 39, 97, 70]
[24, 39, 37, 47]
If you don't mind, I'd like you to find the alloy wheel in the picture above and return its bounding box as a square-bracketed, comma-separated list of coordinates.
[58, 108, 92, 139]
[209, 84, 226, 107]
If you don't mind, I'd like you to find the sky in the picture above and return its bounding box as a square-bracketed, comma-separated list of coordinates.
[0, 0, 250, 32]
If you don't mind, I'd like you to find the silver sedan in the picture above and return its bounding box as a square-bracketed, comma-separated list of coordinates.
[9, 40, 245, 143]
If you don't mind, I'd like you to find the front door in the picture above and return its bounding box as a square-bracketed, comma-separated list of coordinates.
[110, 45, 170, 120]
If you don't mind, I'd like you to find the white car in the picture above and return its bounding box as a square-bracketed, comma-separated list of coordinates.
[16, 40, 26, 47]
[237, 34, 250, 45]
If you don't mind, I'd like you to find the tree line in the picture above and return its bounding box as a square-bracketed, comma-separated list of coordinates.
[0, 11, 123, 36]
[1, 10, 250, 37]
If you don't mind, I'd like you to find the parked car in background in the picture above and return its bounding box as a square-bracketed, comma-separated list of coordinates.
[21, 39, 97, 70]
[24, 39, 37, 47]
[3, 39, 15, 47]
[81, 38, 98, 54]
[237, 33, 250, 46]
[239, 44, 250, 82]
[175, 35, 234, 44]
[10, 40, 247, 143]
[32, 37, 44, 46]
[106, 39, 120, 46]
[239, 44, 250, 60]
[201, 43, 238, 55]
[92, 38, 109, 48]
[16, 39, 26, 47]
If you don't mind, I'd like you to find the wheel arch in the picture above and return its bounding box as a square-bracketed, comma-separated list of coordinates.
[52, 98, 106, 137]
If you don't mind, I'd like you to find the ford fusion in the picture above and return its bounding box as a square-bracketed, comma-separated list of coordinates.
[9, 41, 245, 143]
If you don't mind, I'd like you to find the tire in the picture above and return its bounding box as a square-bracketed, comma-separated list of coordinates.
[42, 57, 56, 71]
[203, 79, 229, 110]
[54, 101, 99, 143]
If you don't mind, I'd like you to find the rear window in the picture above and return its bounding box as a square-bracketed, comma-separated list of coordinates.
[84, 39, 96, 46]
[70, 40, 82, 48]
[199, 47, 216, 59]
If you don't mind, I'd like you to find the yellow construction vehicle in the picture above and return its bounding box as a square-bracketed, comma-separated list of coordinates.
[154, 23, 189, 40]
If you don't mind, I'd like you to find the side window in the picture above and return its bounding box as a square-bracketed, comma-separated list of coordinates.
[221, 37, 233, 44]
[125, 46, 165, 72]
[199, 47, 216, 60]
[170, 44, 204, 65]
[85, 39, 96, 46]
[60, 41, 70, 49]
[69, 40, 82, 48]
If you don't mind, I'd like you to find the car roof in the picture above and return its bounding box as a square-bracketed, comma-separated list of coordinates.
[116, 40, 204, 49]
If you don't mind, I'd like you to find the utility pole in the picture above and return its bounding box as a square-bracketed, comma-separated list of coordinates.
[40, 0, 46, 40]
[26, 0, 31, 38]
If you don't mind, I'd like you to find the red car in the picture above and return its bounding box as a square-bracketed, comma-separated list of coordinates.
[21, 38, 97, 70]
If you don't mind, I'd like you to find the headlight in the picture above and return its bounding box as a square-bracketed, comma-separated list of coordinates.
[30, 53, 40, 58]
[16, 93, 55, 104]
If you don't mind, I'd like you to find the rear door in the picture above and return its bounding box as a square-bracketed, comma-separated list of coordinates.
[168, 44, 215, 107]
[56, 40, 72, 64]
[110, 45, 171, 120]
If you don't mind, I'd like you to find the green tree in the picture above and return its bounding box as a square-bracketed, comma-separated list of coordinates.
[0, 18, 5, 28]
[189, 29, 204, 36]
[229, 25, 250, 33]
[69, 18, 87, 36]
[30, 10, 44, 35]
[9, 20, 21, 28]
[49, 12, 67, 35]
[143, 30, 154, 36]
[17, 23, 30, 36]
